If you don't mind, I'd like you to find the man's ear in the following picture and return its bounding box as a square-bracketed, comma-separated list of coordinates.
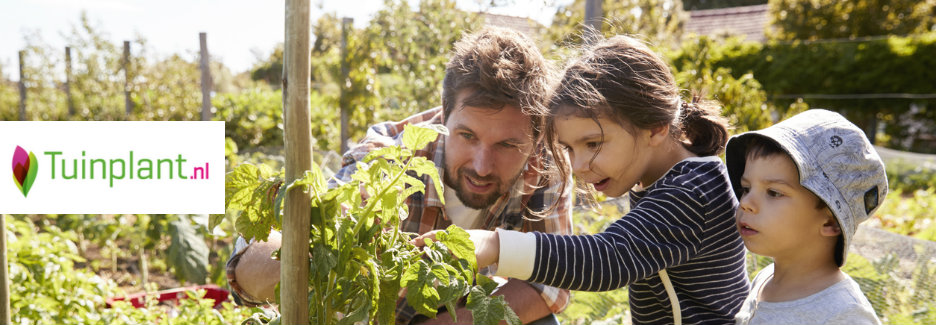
[820, 214, 842, 237]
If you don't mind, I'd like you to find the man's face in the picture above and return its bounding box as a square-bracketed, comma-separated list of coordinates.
[443, 89, 534, 209]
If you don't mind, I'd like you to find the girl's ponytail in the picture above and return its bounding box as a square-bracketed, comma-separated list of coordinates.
[677, 95, 730, 157]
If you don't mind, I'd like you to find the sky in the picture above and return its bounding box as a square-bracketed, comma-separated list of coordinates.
[0, 0, 571, 78]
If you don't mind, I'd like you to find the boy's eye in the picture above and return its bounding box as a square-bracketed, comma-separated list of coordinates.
[740, 186, 750, 196]
[460, 132, 475, 140]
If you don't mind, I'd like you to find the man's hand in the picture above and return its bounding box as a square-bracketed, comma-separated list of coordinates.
[233, 232, 282, 303]
[414, 278, 554, 325]
[412, 229, 501, 269]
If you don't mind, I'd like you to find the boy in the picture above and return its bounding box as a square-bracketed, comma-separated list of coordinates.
[725, 109, 886, 324]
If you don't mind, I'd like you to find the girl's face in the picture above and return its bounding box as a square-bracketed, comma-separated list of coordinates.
[555, 114, 652, 197]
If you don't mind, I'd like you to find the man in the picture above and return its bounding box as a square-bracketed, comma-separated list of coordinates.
[226, 27, 573, 325]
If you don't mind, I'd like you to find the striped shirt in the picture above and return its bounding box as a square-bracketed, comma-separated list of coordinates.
[333, 107, 574, 324]
[498, 156, 750, 324]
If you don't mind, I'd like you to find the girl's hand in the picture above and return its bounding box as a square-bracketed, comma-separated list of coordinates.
[412, 229, 500, 269]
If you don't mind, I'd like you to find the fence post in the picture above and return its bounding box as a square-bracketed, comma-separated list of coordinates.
[18, 51, 26, 121]
[584, 0, 603, 41]
[282, 0, 312, 323]
[123, 41, 132, 117]
[66, 47, 74, 117]
[339, 17, 353, 154]
[0, 214, 10, 325]
[200, 32, 213, 121]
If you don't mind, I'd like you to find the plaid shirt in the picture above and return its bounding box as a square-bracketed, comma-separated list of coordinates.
[332, 107, 573, 324]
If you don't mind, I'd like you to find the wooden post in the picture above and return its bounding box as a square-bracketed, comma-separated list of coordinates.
[65, 47, 74, 117]
[18, 51, 26, 121]
[123, 41, 132, 117]
[584, 0, 603, 42]
[339, 17, 353, 154]
[199, 32, 213, 121]
[0, 215, 10, 325]
[282, 0, 312, 324]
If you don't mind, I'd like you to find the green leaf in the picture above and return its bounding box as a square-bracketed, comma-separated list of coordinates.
[402, 124, 444, 151]
[363, 146, 404, 163]
[438, 225, 477, 271]
[207, 213, 225, 233]
[466, 278, 521, 325]
[167, 217, 209, 284]
[408, 156, 444, 204]
[377, 264, 403, 325]
[402, 261, 441, 317]
[311, 244, 338, 280]
[336, 303, 370, 325]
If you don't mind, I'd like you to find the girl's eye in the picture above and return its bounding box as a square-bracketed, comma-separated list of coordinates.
[585, 141, 601, 149]
[740, 186, 750, 196]
[767, 189, 783, 198]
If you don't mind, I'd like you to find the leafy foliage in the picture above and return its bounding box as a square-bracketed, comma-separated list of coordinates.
[547, 0, 686, 48]
[222, 125, 518, 324]
[168, 217, 210, 284]
[668, 35, 808, 134]
[5, 215, 256, 325]
[671, 32, 936, 151]
[768, 0, 936, 41]
[873, 189, 936, 242]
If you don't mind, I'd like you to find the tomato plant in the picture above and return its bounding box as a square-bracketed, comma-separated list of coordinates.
[218, 124, 519, 325]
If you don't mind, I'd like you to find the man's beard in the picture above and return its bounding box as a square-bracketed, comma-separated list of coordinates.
[443, 166, 512, 210]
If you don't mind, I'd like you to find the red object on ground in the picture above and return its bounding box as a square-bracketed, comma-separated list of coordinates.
[106, 284, 230, 309]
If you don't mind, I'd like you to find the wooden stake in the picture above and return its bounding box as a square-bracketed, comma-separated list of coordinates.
[282, 0, 312, 323]
[339, 17, 353, 154]
[584, 0, 603, 42]
[123, 41, 132, 117]
[18, 51, 26, 121]
[0, 215, 10, 325]
[66, 47, 74, 117]
[199, 32, 213, 121]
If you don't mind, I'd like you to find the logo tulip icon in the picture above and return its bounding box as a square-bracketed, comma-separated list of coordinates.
[12, 145, 38, 198]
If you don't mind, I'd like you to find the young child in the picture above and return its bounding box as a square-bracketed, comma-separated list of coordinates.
[726, 109, 885, 324]
[419, 35, 750, 324]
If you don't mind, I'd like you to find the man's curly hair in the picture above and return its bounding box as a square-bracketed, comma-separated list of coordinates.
[441, 27, 554, 140]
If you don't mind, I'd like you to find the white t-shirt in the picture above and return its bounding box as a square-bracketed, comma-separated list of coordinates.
[443, 184, 482, 229]
[735, 263, 881, 325]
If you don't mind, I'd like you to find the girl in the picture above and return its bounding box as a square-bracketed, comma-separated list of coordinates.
[419, 35, 749, 324]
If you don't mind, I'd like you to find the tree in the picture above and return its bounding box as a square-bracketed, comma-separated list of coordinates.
[548, 0, 686, 48]
[366, 0, 481, 119]
[63, 12, 144, 120]
[768, 0, 936, 41]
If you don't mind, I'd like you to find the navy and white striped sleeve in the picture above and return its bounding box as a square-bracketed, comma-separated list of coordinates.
[499, 186, 707, 292]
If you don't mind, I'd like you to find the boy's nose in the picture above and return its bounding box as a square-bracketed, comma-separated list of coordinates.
[738, 196, 756, 214]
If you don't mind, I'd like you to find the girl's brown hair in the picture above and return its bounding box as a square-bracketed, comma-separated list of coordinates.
[545, 35, 729, 201]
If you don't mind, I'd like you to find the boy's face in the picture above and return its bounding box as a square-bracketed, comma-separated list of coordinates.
[735, 153, 838, 261]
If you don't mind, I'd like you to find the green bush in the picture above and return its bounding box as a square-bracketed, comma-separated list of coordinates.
[5, 214, 258, 325]
[670, 33, 936, 152]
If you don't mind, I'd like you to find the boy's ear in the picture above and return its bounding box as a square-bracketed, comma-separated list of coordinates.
[820, 214, 842, 237]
